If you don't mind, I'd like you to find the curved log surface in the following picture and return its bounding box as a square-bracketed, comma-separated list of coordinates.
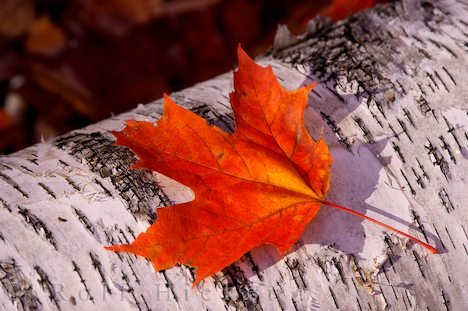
[1, 0, 468, 310]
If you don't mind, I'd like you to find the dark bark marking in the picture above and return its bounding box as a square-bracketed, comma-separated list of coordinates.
[438, 188, 455, 213]
[190, 104, 234, 134]
[34, 265, 61, 310]
[418, 48, 433, 60]
[125, 257, 140, 285]
[433, 224, 447, 250]
[122, 271, 142, 311]
[329, 286, 339, 309]
[103, 230, 123, 262]
[222, 264, 263, 311]
[411, 167, 425, 188]
[428, 38, 458, 58]
[396, 80, 407, 96]
[400, 169, 416, 195]
[356, 298, 363, 311]
[425, 140, 450, 180]
[462, 225, 468, 240]
[291, 297, 300, 311]
[403, 109, 416, 128]
[353, 117, 374, 143]
[285, 258, 308, 290]
[351, 277, 361, 297]
[370, 111, 384, 128]
[54, 132, 159, 223]
[314, 257, 330, 282]
[94, 178, 112, 197]
[412, 251, 426, 278]
[397, 118, 413, 142]
[386, 254, 397, 274]
[0, 172, 29, 198]
[0, 163, 13, 170]
[37, 182, 57, 199]
[119, 228, 131, 245]
[441, 289, 450, 311]
[89, 252, 112, 294]
[72, 207, 98, 238]
[64, 176, 81, 191]
[382, 267, 390, 283]
[126, 225, 136, 239]
[116, 233, 136, 263]
[410, 210, 429, 243]
[58, 159, 69, 167]
[426, 71, 440, 90]
[434, 70, 449, 92]
[379, 286, 388, 308]
[320, 112, 352, 150]
[442, 67, 456, 85]
[392, 142, 405, 163]
[439, 136, 456, 164]
[272, 7, 398, 121]
[416, 158, 430, 180]
[390, 284, 398, 302]
[141, 294, 151, 311]
[28, 158, 39, 166]
[444, 227, 456, 249]
[161, 270, 180, 309]
[20, 165, 34, 173]
[272, 287, 286, 311]
[0, 196, 12, 212]
[0, 260, 41, 310]
[417, 83, 427, 97]
[332, 257, 347, 286]
[72, 261, 94, 303]
[443, 116, 462, 149]
[389, 124, 400, 141]
[244, 253, 264, 281]
[350, 255, 365, 286]
[18, 206, 57, 249]
[427, 83, 436, 94]
[416, 97, 436, 119]
[401, 291, 409, 310]
[404, 290, 413, 308]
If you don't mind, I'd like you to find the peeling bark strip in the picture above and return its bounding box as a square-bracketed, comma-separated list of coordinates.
[1, 0, 468, 310]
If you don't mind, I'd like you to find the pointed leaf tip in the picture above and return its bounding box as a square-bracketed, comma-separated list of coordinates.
[104, 244, 131, 252]
[237, 44, 254, 68]
[305, 82, 318, 92]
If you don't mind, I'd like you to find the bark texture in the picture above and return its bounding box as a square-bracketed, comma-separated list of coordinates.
[1, 0, 468, 310]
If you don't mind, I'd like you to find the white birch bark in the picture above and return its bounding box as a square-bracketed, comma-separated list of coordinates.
[1, 0, 468, 310]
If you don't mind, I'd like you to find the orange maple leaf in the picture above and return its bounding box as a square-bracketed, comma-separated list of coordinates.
[106, 47, 437, 285]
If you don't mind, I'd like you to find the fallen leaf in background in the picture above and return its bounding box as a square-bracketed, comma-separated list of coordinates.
[0, 0, 35, 39]
[0, 109, 13, 131]
[26, 16, 67, 57]
[106, 47, 437, 285]
[29, 64, 95, 117]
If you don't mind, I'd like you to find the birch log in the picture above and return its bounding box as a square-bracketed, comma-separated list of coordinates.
[1, 0, 468, 310]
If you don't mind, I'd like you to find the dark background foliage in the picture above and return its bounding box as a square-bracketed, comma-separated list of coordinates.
[0, 0, 387, 154]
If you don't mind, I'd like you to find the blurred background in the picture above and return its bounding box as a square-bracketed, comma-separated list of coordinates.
[0, 0, 388, 154]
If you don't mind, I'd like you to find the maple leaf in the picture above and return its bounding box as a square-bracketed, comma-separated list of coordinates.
[106, 46, 437, 286]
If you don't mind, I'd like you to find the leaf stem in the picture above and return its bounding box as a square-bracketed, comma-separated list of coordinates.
[321, 200, 438, 254]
